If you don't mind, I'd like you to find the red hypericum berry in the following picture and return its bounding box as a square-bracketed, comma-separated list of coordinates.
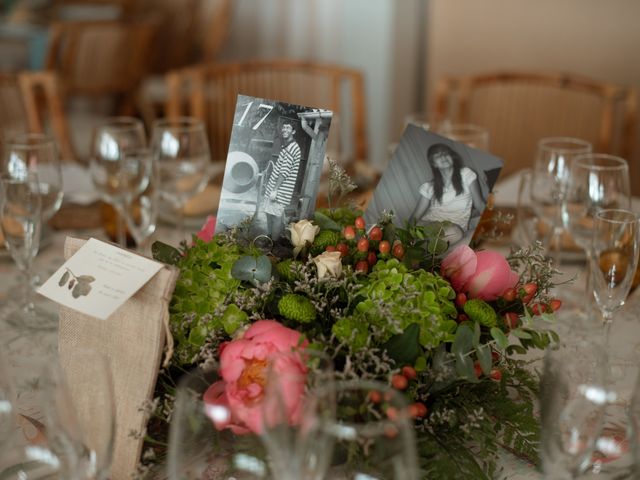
[455, 292, 467, 308]
[385, 406, 399, 421]
[325, 245, 337, 252]
[355, 260, 369, 273]
[367, 251, 378, 266]
[531, 303, 547, 316]
[474, 361, 483, 378]
[456, 313, 469, 324]
[391, 374, 408, 390]
[502, 287, 517, 302]
[369, 226, 383, 241]
[491, 351, 500, 362]
[490, 369, 502, 381]
[343, 225, 356, 240]
[336, 243, 349, 257]
[504, 312, 519, 329]
[354, 216, 366, 230]
[550, 299, 562, 312]
[379, 240, 391, 254]
[368, 390, 382, 403]
[402, 366, 417, 380]
[521, 282, 537, 304]
[357, 237, 370, 253]
[392, 242, 405, 260]
[409, 402, 428, 418]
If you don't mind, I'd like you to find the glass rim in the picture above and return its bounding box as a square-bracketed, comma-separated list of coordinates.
[572, 153, 628, 170]
[152, 116, 205, 132]
[95, 116, 145, 132]
[6, 132, 56, 149]
[594, 208, 639, 224]
[537, 137, 592, 154]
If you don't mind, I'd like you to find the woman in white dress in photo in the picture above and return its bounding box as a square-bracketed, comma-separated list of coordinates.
[410, 143, 485, 243]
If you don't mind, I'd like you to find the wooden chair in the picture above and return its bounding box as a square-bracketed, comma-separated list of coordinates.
[433, 71, 637, 178]
[0, 71, 75, 161]
[44, 18, 157, 114]
[164, 59, 368, 165]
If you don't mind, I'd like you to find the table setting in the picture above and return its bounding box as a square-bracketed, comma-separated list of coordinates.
[0, 92, 639, 480]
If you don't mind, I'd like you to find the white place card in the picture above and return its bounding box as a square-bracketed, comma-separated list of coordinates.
[37, 238, 164, 320]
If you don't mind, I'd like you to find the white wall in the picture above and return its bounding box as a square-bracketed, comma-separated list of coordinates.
[425, 0, 640, 192]
[217, 0, 425, 170]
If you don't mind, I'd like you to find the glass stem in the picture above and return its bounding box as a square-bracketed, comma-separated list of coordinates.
[21, 268, 35, 314]
[176, 205, 185, 246]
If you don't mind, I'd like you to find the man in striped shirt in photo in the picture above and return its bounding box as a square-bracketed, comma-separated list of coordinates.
[263, 121, 302, 240]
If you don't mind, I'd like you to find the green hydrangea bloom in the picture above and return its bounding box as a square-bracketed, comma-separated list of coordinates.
[278, 293, 317, 323]
[463, 298, 498, 327]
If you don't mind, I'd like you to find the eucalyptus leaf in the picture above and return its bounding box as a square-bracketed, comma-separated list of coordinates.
[476, 343, 492, 375]
[231, 255, 272, 284]
[512, 328, 533, 339]
[152, 241, 182, 265]
[455, 352, 476, 382]
[490, 327, 509, 350]
[472, 321, 481, 347]
[452, 324, 474, 356]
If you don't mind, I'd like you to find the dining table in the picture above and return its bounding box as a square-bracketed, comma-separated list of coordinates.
[1, 168, 639, 479]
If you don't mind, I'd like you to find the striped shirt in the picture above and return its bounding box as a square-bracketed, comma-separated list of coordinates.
[264, 140, 301, 205]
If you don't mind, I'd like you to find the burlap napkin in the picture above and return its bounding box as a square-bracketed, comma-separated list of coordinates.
[58, 237, 179, 479]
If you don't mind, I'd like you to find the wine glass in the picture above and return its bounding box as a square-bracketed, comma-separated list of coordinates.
[261, 349, 335, 480]
[120, 148, 157, 252]
[58, 350, 116, 480]
[529, 137, 592, 261]
[539, 339, 608, 479]
[590, 209, 639, 335]
[0, 173, 46, 328]
[437, 123, 489, 150]
[320, 379, 419, 480]
[562, 154, 631, 309]
[167, 364, 269, 480]
[2, 133, 64, 222]
[151, 117, 211, 245]
[90, 117, 146, 247]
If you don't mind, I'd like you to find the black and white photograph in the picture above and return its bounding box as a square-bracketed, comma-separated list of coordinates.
[215, 95, 333, 241]
[365, 124, 503, 248]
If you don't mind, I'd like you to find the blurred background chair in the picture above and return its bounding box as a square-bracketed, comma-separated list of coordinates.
[433, 71, 637, 178]
[163, 59, 368, 168]
[0, 70, 74, 160]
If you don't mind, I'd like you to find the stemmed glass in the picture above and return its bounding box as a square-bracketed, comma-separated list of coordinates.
[320, 380, 419, 480]
[90, 117, 146, 247]
[590, 209, 639, 338]
[539, 339, 608, 479]
[529, 137, 592, 261]
[151, 117, 211, 245]
[0, 173, 46, 328]
[562, 154, 631, 309]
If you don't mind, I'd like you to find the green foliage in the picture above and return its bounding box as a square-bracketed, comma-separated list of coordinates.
[168, 237, 243, 363]
[274, 258, 302, 282]
[382, 323, 421, 365]
[310, 229, 342, 254]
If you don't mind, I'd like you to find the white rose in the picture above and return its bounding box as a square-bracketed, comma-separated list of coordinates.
[289, 220, 320, 257]
[313, 251, 343, 280]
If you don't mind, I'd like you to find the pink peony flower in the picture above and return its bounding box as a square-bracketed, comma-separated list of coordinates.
[196, 215, 217, 242]
[203, 320, 308, 435]
[441, 246, 519, 302]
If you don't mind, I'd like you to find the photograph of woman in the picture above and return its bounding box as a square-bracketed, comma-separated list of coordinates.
[410, 143, 485, 243]
[364, 124, 503, 251]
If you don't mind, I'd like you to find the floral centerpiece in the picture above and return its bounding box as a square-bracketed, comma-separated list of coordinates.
[141, 162, 562, 478]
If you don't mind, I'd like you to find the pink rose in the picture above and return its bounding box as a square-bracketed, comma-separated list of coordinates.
[203, 320, 308, 435]
[196, 215, 217, 242]
[441, 245, 519, 301]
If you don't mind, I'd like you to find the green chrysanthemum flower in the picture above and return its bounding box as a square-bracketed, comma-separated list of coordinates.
[278, 293, 317, 323]
[463, 298, 498, 327]
[311, 230, 342, 255]
[274, 259, 302, 282]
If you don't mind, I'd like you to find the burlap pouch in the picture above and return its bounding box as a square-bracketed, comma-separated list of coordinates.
[58, 237, 179, 479]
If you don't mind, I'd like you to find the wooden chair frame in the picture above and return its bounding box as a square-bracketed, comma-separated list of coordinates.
[165, 59, 368, 163]
[434, 71, 637, 169]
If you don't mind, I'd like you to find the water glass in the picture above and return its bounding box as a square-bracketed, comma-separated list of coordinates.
[320, 380, 419, 480]
[437, 123, 489, 150]
[539, 339, 608, 479]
